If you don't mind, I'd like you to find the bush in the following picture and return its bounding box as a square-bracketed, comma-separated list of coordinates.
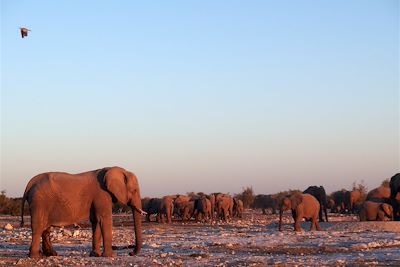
[235, 186, 255, 209]
[381, 179, 390, 188]
[352, 180, 368, 202]
[0, 191, 22, 216]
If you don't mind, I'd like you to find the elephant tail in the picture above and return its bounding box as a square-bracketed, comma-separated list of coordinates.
[20, 192, 27, 227]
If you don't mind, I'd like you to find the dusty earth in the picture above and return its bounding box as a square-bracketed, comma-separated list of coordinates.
[1, 211, 399, 266]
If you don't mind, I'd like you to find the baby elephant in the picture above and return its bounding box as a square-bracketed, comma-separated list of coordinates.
[279, 193, 321, 232]
[360, 201, 393, 221]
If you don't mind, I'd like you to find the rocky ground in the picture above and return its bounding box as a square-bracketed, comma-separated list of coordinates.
[1, 211, 399, 266]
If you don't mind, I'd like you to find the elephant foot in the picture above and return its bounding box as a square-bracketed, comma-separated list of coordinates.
[28, 251, 43, 259]
[89, 250, 101, 257]
[43, 249, 58, 257]
[102, 251, 116, 257]
[129, 250, 138, 256]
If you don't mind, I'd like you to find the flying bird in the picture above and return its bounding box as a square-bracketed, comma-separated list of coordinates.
[20, 27, 31, 38]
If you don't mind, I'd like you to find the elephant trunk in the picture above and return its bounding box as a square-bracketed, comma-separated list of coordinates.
[129, 207, 142, 256]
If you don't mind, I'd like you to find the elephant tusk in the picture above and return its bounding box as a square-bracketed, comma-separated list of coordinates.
[135, 208, 147, 216]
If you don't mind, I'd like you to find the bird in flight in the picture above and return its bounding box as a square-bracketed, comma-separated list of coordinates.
[20, 27, 31, 38]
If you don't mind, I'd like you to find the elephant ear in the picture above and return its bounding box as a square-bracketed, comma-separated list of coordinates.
[290, 193, 303, 209]
[104, 167, 128, 205]
[381, 203, 393, 217]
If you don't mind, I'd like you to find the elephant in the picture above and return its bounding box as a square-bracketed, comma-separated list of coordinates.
[142, 196, 174, 223]
[390, 173, 400, 220]
[20, 167, 145, 258]
[233, 197, 244, 218]
[279, 193, 321, 232]
[174, 195, 193, 221]
[366, 186, 390, 202]
[194, 196, 212, 222]
[349, 190, 362, 213]
[330, 189, 349, 213]
[303, 186, 328, 222]
[252, 194, 278, 215]
[207, 194, 216, 220]
[159, 196, 174, 223]
[143, 198, 162, 222]
[215, 194, 234, 221]
[359, 201, 393, 221]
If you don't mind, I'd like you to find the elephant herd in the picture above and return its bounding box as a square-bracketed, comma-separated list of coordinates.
[20, 167, 400, 258]
[141, 193, 244, 223]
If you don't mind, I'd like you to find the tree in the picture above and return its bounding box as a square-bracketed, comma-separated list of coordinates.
[235, 186, 255, 209]
[381, 179, 390, 188]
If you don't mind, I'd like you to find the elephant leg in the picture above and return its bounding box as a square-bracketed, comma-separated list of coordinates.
[42, 227, 57, 256]
[312, 216, 322, 231]
[29, 231, 43, 258]
[324, 207, 328, 222]
[29, 212, 45, 258]
[100, 217, 114, 257]
[318, 207, 324, 222]
[89, 219, 102, 257]
[294, 214, 302, 232]
[262, 208, 266, 215]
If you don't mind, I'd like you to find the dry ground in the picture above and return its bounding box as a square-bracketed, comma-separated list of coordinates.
[1, 211, 399, 266]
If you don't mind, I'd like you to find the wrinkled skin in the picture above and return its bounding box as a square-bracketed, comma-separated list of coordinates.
[303, 186, 328, 222]
[360, 201, 393, 221]
[252, 194, 278, 215]
[390, 173, 400, 221]
[366, 186, 391, 202]
[20, 167, 144, 258]
[279, 193, 321, 232]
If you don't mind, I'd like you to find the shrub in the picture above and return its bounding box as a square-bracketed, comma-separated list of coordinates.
[235, 186, 255, 209]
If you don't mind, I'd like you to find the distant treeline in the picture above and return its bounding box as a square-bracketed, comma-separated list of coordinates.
[0, 191, 25, 216]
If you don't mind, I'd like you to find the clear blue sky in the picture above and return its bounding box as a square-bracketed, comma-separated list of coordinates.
[1, 0, 399, 197]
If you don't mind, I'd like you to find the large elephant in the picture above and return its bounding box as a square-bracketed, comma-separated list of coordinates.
[390, 173, 400, 220]
[360, 201, 393, 221]
[20, 167, 145, 258]
[279, 193, 321, 232]
[303, 186, 328, 222]
[252, 194, 278, 215]
[366, 186, 390, 202]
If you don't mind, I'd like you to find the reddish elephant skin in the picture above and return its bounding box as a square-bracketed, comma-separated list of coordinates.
[279, 193, 321, 232]
[21, 167, 144, 258]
